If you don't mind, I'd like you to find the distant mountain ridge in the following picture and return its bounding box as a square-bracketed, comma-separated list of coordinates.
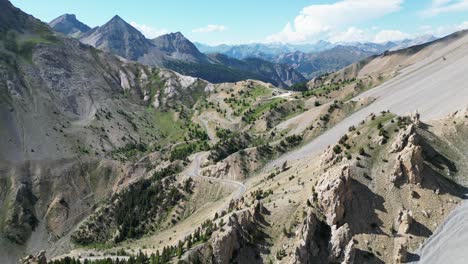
[49, 14, 305, 88]
[196, 37, 438, 78]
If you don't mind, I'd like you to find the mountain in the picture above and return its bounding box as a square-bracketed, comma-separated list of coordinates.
[151, 32, 208, 63]
[195, 41, 335, 60]
[49, 14, 91, 38]
[3, 1, 468, 263]
[0, 0, 218, 260]
[208, 53, 306, 86]
[49, 14, 305, 88]
[275, 45, 377, 79]
[390, 34, 438, 51]
[79, 15, 154, 61]
[196, 37, 438, 79]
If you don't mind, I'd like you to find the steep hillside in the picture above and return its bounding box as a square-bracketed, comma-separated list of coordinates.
[0, 1, 217, 261]
[310, 29, 468, 89]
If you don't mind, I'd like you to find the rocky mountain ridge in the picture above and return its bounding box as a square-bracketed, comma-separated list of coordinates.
[49, 14, 306, 88]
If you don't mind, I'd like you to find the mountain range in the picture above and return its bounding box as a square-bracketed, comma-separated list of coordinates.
[49, 14, 438, 86]
[49, 14, 306, 88]
[196, 36, 437, 78]
[2, 0, 468, 263]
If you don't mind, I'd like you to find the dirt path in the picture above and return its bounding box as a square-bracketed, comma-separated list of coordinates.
[184, 152, 246, 200]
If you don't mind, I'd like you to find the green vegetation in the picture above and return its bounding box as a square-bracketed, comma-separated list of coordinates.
[170, 141, 209, 161]
[288, 81, 309, 92]
[242, 98, 285, 124]
[302, 78, 356, 98]
[72, 165, 187, 245]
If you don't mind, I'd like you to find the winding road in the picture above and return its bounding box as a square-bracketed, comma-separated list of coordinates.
[184, 152, 246, 201]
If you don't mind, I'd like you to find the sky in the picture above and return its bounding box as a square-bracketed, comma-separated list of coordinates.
[10, 0, 468, 45]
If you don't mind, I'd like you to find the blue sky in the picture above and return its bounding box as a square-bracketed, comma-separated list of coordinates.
[10, 0, 468, 45]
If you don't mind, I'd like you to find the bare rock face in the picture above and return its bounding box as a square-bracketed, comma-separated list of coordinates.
[391, 143, 424, 185]
[329, 223, 353, 263]
[20, 250, 47, 264]
[210, 202, 263, 264]
[390, 124, 416, 153]
[315, 166, 353, 226]
[411, 112, 421, 127]
[342, 240, 356, 264]
[390, 125, 424, 186]
[211, 219, 241, 264]
[393, 237, 408, 264]
[394, 208, 413, 234]
[291, 211, 320, 264]
[45, 195, 70, 238]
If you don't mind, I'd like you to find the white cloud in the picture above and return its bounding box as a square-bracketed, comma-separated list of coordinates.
[266, 0, 404, 43]
[420, 21, 468, 37]
[130, 22, 168, 38]
[329, 27, 371, 43]
[422, 0, 468, 16]
[328, 27, 413, 44]
[192, 25, 226, 33]
[374, 30, 411, 43]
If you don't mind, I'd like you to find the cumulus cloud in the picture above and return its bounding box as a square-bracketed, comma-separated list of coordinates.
[373, 30, 411, 43]
[130, 22, 168, 38]
[328, 27, 413, 44]
[266, 0, 403, 43]
[192, 25, 226, 33]
[329, 27, 370, 43]
[422, 0, 468, 16]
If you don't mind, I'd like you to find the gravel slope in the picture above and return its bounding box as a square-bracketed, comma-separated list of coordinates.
[266, 33, 468, 170]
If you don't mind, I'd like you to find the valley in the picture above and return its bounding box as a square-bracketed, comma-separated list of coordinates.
[1, 0, 468, 263]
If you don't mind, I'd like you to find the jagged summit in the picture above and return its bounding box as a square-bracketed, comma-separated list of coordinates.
[49, 13, 91, 38]
[79, 14, 153, 60]
[152, 31, 207, 62]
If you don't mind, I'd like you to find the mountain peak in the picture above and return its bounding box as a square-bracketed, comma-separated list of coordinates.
[109, 15, 125, 23]
[152, 32, 207, 62]
[49, 13, 90, 37]
[79, 13, 153, 61]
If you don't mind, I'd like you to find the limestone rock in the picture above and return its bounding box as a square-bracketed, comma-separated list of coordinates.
[211, 202, 262, 264]
[316, 166, 353, 226]
[393, 237, 408, 264]
[394, 208, 413, 234]
[20, 250, 47, 264]
[390, 124, 415, 153]
[291, 211, 320, 264]
[329, 224, 353, 263]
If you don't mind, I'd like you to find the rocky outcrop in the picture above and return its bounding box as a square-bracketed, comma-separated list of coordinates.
[393, 208, 413, 234]
[393, 237, 409, 264]
[20, 250, 47, 264]
[390, 124, 416, 153]
[291, 211, 322, 264]
[329, 224, 354, 263]
[390, 124, 425, 185]
[45, 195, 70, 238]
[315, 165, 353, 226]
[209, 201, 264, 264]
